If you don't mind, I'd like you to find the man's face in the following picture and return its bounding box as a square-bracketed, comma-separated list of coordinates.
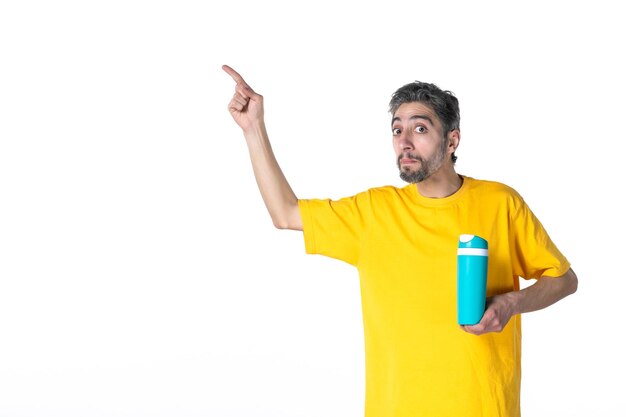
[391, 102, 449, 183]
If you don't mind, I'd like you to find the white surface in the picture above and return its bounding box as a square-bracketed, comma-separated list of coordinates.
[459, 234, 475, 243]
[457, 248, 489, 256]
[1, 1, 623, 416]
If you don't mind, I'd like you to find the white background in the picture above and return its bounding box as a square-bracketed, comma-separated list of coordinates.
[1, 1, 624, 416]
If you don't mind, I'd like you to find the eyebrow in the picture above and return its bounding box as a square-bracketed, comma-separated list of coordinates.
[391, 114, 434, 127]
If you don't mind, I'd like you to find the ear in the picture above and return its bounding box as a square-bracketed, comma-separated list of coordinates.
[447, 129, 460, 154]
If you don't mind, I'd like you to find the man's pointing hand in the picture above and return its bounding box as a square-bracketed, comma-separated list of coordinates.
[223, 65, 264, 132]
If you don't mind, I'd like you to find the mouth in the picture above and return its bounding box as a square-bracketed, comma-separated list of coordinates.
[400, 158, 418, 165]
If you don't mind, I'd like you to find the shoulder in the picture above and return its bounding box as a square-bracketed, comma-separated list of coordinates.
[302, 185, 401, 205]
[321, 185, 408, 210]
[367, 184, 405, 195]
[464, 176, 526, 211]
[362, 184, 410, 202]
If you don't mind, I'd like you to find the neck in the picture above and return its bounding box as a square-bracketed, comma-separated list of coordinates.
[415, 167, 463, 198]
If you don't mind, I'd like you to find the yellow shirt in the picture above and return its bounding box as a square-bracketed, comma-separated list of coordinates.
[298, 176, 570, 417]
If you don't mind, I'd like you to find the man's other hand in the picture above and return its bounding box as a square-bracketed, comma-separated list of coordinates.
[460, 293, 514, 335]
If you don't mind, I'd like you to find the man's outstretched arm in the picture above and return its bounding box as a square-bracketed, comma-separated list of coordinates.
[223, 65, 302, 231]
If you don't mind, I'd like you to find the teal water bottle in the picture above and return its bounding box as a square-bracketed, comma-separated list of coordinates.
[457, 234, 488, 325]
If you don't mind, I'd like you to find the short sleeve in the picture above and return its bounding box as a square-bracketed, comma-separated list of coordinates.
[509, 198, 571, 279]
[298, 191, 369, 266]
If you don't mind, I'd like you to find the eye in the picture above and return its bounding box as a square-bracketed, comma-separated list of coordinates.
[415, 125, 427, 133]
[392, 128, 401, 135]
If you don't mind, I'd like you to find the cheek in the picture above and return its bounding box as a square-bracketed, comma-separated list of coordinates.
[392, 138, 401, 152]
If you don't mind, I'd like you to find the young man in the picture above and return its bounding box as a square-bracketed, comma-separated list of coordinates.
[223, 64, 577, 417]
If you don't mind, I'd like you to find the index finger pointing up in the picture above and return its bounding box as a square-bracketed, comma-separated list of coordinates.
[222, 65, 250, 88]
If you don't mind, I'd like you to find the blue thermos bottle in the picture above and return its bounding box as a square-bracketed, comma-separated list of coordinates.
[457, 234, 489, 325]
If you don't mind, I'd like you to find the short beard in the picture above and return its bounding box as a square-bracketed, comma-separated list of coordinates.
[398, 137, 448, 184]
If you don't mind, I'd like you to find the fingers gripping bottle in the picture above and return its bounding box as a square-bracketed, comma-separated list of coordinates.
[457, 234, 489, 325]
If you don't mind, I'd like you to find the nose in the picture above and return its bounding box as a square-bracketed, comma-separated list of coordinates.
[397, 131, 414, 151]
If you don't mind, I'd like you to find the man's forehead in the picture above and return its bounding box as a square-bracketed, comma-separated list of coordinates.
[392, 102, 439, 125]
